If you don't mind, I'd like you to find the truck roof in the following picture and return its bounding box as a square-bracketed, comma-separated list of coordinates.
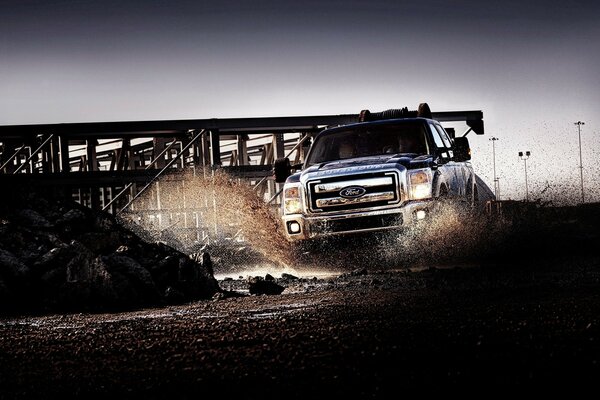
[318, 117, 434, 136]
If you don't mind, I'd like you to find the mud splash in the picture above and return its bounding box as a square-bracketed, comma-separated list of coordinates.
[380, 203, 508, 267]
[120, 169, 297, 273]
[285, 202, 508, 273]
[119, 169, 499, 274]
[120, 169, 599, 276]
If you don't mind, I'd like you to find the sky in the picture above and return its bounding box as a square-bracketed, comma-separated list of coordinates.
[1, 0, 599, 204]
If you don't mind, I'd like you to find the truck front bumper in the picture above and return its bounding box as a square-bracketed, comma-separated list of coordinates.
[282, 201, 431, 241]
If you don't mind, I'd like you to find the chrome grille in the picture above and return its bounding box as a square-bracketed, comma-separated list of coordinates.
[308, 172, 400, 213]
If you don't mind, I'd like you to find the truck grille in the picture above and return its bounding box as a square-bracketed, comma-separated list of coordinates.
[307, 172, 401, 213]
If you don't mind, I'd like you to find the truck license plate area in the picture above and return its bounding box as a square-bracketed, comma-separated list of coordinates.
[312, 214, 403, 235]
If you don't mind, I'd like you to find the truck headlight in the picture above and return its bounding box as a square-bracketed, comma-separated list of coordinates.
[283, 184, 302, 214]
[408, 169, 433, 200]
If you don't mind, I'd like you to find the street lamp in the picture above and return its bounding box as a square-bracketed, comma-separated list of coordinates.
[574, 121, 585, 204]
[490, 137, 499, 200]
[518, 151, 531, 202]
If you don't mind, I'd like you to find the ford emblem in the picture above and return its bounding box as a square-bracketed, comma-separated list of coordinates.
[339, 186, 366, 199]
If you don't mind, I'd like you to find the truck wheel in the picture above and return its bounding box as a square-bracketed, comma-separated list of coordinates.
[437, 184, 449, 199]
[430, 185, 450, 218]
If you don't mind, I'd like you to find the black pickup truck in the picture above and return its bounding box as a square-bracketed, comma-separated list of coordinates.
[274, 103, 484, 242]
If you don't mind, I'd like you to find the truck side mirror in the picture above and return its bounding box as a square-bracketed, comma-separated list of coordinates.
[273, 157, 292, 183]
[453, 137, 471, 161]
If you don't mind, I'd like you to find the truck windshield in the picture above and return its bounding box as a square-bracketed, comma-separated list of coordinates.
[305, 122, 429, 166]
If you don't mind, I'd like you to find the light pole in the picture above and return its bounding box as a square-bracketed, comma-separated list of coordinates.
[518, 151, 531, 202]
[574, 121, 585, 204]
[490, 137, 499, 200]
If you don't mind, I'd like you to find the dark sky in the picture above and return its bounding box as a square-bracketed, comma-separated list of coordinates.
[1, 0, 599, 201]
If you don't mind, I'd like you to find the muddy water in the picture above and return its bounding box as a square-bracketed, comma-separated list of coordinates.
[288, 201, 507, 272]
[120, 170, 512, 277]
[121, 169, 296, 270]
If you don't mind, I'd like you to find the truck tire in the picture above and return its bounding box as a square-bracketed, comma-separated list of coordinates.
[430, 184, 450, 218]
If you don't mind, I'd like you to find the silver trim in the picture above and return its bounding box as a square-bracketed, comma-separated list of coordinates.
[316, 191, 395, 208]
[282, 200, 431, 241]
[314, 177, 394, 193]
[307, 170, 402, 214]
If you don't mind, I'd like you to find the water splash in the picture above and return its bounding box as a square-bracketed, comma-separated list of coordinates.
[119, 169, 599, 276]
[120, 169, 296, 274]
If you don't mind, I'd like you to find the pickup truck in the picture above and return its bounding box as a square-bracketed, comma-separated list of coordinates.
[274, 103, 481, 242]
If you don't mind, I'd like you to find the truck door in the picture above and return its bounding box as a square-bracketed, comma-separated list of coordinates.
[428, 122, 463, 197]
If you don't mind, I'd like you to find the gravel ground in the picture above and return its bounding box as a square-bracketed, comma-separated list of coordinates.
[1, 258, 600, 398]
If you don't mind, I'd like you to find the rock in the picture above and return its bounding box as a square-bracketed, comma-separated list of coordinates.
[60, 208, 87, 224]
[33, 245, 69, 275]
[350, 268, 368, 276]
[164, 286, 185, 304]
[101, 254, 160, 305]
[65, 247, 99, 283]
[0, 276, 12, 307]
[176, 254, 220, 300]
[340, 268, 369, 278]
[213, 290, 247, 300]
[93, 214, 116, 232]
[281, 273, 299, 281]
[62, 254, 119, 310]
[0, 187, 222, 314]
[40, 263, 67, 287]
[56, 208, 88, 233]
[200, 252, 214, 276]
[178, 256, 197, 282]
[14, 209, 52, 228]
[248, 276, 285, 295]
[265, 273, 275, 281]
[150, 255, 180, 290]
[212, 291, 227, 300]
[116, 245, 130, 254]
[190, 251, 212, 270]
[0, 248, 30, 279]
[78, 231, 120, 253]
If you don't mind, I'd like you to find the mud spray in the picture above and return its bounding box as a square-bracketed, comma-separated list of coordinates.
[119, 169, 299, 277]
[118, 169, 595, 277]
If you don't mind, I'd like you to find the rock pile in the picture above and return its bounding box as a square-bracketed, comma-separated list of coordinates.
[0, 188, 220, 315]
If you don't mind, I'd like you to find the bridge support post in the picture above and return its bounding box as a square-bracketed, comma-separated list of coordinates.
[59, 135, 70, 173]
[209, 130, 221, 167]
[50, 135, 60, 173]
[237, 134, 249, 166]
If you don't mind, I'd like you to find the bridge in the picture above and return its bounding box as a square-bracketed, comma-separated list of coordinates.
[0, 109, 483, 247]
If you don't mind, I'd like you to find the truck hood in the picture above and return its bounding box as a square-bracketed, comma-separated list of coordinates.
[287, 154, 434, 184]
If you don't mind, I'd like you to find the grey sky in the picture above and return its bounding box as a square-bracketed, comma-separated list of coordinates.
[1, 0, 599, 203]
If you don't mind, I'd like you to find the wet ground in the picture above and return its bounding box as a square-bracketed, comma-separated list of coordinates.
[2, 201, 600, 398]
[1, 256, 600, 398]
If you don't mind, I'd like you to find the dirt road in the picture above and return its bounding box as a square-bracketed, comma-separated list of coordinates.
[1, 258, 599, 398]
